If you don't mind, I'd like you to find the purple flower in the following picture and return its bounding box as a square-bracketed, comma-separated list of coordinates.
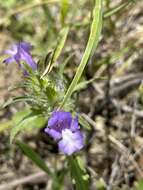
[3, 42, 37, 71]
[45, 111, 84, 155]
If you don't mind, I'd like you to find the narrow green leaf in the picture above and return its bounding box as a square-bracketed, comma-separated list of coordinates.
[59, 53, 75, 75]
[10, 114, 46, 144]
[68, 156, 89, 190]
[2, 96, 35, 108]
[110, 47, 130, 63]
[44, 51, 53, 68]
[73, 77, 97, 93]
[51, 26, 69, 65]
[104, 0, 133, 18]
[78, 115, 91, 130]
[73, 76, 105, 92]
[60, 0, 102, 108]
[17, 140, 51, 175]
[41, 26, 69, 77]
[60, 0, 69, 25]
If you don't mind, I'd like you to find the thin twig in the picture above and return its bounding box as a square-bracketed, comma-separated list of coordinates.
[109, 135, 143, 178]
[0, 171, 47, 190]
[112, 99, 143, 118]
[82, 113, 143, 178]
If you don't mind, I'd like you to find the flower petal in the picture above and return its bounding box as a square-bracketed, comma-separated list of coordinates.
[58, 129, 84, 155]
[44, 128, 61, 140]
[3, 42, 36, 72]
[48, 111, 59, 127]
[20, 42, 32, 52]
[19, 47, 37, 70]
[48, 111, 72, 131]
[3, 57, 15, 64]
[71, 116, 79, 131]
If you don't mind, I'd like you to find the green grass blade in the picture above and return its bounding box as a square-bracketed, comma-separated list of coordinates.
[59, 53, 75, 75]
[60, 0, 102, 108]
[2, 96, 35, 108]
[104, 0, 133, 18]
[60, 0, 69, 25]
[17, 141, 52, 175]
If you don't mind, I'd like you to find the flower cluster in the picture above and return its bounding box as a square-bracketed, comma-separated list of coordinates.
[45, 111, 84, 155]
[3, 42, 37, 71]
[2, 42, 85, 156]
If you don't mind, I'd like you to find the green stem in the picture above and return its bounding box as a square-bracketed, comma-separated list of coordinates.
[68, 155, 89, 190]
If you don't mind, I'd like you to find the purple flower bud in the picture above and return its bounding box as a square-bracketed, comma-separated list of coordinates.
[3, 42, 37, 71]
[45, 111, 84, 155]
